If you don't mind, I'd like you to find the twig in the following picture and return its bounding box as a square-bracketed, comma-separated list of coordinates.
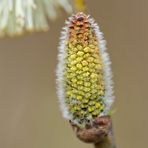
[70, 115, 116, 148]
[74, 0, 86, 12]
[94, 121, 116, 148]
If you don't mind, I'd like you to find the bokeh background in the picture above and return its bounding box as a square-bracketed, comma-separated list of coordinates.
[0, 0, 148, 148]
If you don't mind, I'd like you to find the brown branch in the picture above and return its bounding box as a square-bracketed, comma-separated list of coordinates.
[70, 115, 116, 148]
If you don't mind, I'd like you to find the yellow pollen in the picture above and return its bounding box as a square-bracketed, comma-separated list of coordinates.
[85, 93, 91, 98]
[76, 95, 83, 100]
[82, 60, 88, 66]
[98, 90, 105, 95]
[77, 51, 84, 56]
[89, 44, 95, 49]
[95, 102, 101, 108]
[88, 107, 93, 112]
[83, 72, 90, 77]
[70, 54, 77, 59]
[84, 82, 91, 87]
[76, 57, 83, 62]
[90, 73, 97, 78]
[92, 110, 98, 116]
[71, 78, 77, 83]
[82, 99, 89, 103]
[84, 47, 91, 52]
[76, 63, 83, 69]
[70, 66, 77, 71]
[82, 67, 89, 71]
[77, 80, 83, 85]
[87, 57, 94, 62]
[77, 45, 83, 50]
[78, 86, 84, 90]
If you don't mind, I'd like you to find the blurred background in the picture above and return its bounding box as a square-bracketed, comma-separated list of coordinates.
[0, 0, 148, 148]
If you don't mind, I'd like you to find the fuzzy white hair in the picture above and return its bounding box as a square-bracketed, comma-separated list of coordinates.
[56, 26, 72, 120]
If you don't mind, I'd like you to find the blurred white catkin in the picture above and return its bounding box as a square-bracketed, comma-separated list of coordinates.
[0, 0, 72, 37]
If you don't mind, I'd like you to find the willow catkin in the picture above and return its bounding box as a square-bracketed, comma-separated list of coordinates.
[57, 12, 114, 128]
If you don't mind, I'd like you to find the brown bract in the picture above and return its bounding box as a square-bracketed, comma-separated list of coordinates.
[70, 115, 112, 143]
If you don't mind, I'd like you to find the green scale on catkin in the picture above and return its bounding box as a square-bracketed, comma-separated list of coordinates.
[64, 13, 105, 126]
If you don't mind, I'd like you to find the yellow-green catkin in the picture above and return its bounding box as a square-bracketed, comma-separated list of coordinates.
[57, 12, 113, 127]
